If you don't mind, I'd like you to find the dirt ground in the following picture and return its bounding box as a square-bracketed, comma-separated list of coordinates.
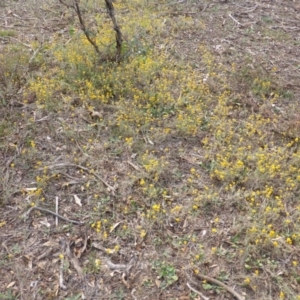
[1, 0, 300, 299]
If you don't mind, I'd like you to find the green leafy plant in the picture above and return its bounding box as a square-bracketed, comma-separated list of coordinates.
[153, 260, 178, 288]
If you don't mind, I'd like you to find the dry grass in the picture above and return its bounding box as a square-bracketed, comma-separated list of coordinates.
[1, 0, 300, 299]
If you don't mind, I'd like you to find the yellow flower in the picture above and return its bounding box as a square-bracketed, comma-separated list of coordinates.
[152, 204, 160, 212]
[95, 259, 101, 267]
[286, 238, 292, 245]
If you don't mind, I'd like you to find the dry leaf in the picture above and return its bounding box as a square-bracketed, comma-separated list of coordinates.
[155, 278, 161, 288]
[74, 236, 88, 259]
[43, 240, 60, 248]
[65, 241, 83, 278]
[182, 155, 197, 165]
[7, 281, 15, 288]
[40, 220, 51, 227]
[91, 242, 106, 252]
[23, 255, 33, 269]
[110, 221, 122, 233]
[24, 187, 37, 192]
[147, 136, 154, 145]
[0, 221, 6, 228]
[91, 110, 102, 118]
[122, 272, 130, 288]
[74, 194, 82, 207]
[37, 261, 47, 269]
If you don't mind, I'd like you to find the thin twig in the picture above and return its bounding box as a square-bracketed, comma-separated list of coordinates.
[9, 37, 31, 48]
[126, 161, 140, 170]
[65, 239, 84, 278]
[55, 196, 59, 226]
[23, 206, 85, 225]
[59, 0, 101, 54]
[228, 13, 242, 27]
[59, 259, 67, 290]
[105, 259, 128, 270]
[187, 282, 209, 300]
[194, 273, 245, 300]
[40, 163, 116, 194]
[73, 0, 101, 55]
[228, 13, 256, 27]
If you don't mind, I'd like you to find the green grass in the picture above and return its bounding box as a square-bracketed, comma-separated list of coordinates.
[0, 30, 16, 37]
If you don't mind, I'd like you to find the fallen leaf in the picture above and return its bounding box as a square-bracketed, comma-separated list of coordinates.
[37, 261, 47, 269]
[147, 136, 154, 145]
[121, 272, 130, 288]
[43, 240, 60, 248]
[40, 220, 51, 227]
[7, 281, 15, 288]
[110, 221, 122, 233]
[24, 187, 37, 192]
[74, 236, 88, 259]
[74, 194, 82, 207]
[91, 110, 102, 118]
[155, 278, 161, 288]
[91, 242, 106, 252]
[27, 257, 33, 269]
[65, 240, 83, 278]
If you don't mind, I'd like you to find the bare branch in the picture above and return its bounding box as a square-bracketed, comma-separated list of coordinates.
[59, 0, 123, 61]
[104, 0, 123, 62]
[23, 206, 85, 225]
[194, 273, 245, 300]
[73, 0, 101, 55]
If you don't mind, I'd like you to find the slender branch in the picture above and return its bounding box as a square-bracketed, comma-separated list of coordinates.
[23, 206, 85, 225]
[194, 273, 245, 300]
[187, 282, 209, 300]
[39, 162, 116, 194]
[104, 0, 123, 62]
[73, 0, 101, 55]
[59, 0, 123, 61]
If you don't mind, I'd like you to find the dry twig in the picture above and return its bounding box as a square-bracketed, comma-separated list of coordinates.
[187, 282, 209, 300]
[59, 259, 67, 290]
[55, 196, 59, 226]
[65, 239, 84, 278]
[24, 206, 85, 225]
[193, 273, 245, 300]
[40, 162, 116, 194]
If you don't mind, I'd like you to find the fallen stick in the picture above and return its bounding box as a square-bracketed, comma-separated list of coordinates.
[194, 273, 245, 300]
[40, 163, 116, 194]
[55, 196, 59, 226]
[187, 282, 209, 300]
[24, 206, 85, 225]
[59, 259, 67, 290]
